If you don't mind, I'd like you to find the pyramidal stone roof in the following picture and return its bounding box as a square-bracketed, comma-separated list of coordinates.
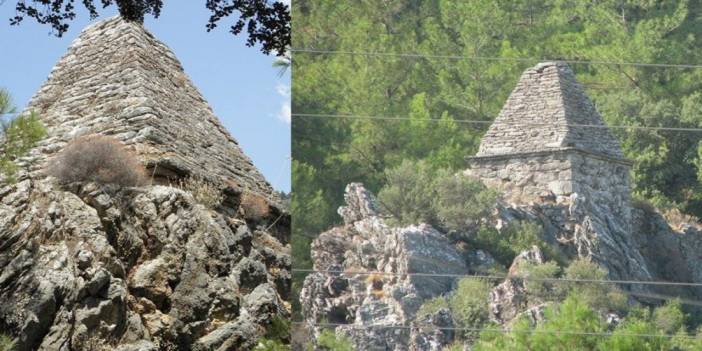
[476, 61, 624, 160]
[26, 16, 273, 196]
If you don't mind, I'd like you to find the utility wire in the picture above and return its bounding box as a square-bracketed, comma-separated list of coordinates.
[291, 268, 702, 288]
[291, 48, 702, 70]
[293, 113, 702, 133]
[293, 268, 702, 306]
[291, 321, 698, 339]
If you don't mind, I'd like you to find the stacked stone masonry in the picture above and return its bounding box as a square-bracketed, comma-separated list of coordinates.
[468, 62, 630, 218]
[477, 61, 623, 158]
[23, 16, 273, 198]
[465, 61, 648, 285]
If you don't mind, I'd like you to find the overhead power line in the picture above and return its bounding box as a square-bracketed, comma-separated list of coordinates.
[293, 113, 702, 133]
[291, 268, 702, 288]
[294, 268, 702, 306]
[291, 48, 702, 70]
[291, 321, 697, 340]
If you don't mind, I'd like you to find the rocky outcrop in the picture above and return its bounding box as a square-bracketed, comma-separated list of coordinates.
[0, 176, 289, 350]
[301, 184, 467, 350]
[300, 183, 702, 350]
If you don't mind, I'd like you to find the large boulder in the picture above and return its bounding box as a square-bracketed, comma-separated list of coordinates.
[301, 184, 467, 351]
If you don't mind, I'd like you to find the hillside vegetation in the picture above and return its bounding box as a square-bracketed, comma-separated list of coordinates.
[293, 1, 702, 349]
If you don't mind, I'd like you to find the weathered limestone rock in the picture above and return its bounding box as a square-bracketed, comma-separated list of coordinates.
[338, 183, 381, 224]
[489, 246, 545, 324]
[301, 181, 702, 350]
[630, 206, 702, 300]
[301, 184, 467, 351]
[0, 180, 289, 350]
[410, 308, 455, 351]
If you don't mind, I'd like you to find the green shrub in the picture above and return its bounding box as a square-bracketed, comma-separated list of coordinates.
[603, 319, 666, 351]
[516, 261, 561, 301]
[474, 294, 605, 351]
[255, 339, 290, 351]
[417, 296, 449, 319]
[378, 159, 436, 225]
[473, 318, 531, 351]
[315, 329, 354, 351]
[441, 342, 464, 351]
[601, 302, 690, 351]
[1, 112, 46, 163]
[416, 279, 492, 342]
[672, 326, 702, 350]
[378, 160, 497, 230]
[653, 300, 686, 335]
[433, 169, 499, 231]
[508, 222, 548, 255]
[528, 294, 605, 350]
[0, 88, 47, 183]
[559, 258, 627, 313]
[263, 315, 291, 342]
[0, 333, 13, 351]
[474, 292, 700, 351]
[449, 278, 492, 339]
[469, 221, 549, 267]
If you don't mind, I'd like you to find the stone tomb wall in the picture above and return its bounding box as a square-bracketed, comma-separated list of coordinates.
[466, 149, 630, 213]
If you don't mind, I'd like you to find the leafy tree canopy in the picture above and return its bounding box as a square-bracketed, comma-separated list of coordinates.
[0, 88, 47, 183]
[9, 0, 290, 56]
[292, 2, 702, 346]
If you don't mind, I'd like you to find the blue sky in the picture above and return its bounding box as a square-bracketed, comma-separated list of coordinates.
[0, 1, 291, 192]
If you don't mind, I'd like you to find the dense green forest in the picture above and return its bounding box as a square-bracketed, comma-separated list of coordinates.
[292, 0, 702, 269]
[292, 0, 702, 347]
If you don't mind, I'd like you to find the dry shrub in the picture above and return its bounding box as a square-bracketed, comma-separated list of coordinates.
[370, 289, 386, 299]
[663, 208, 702, 232]
[365, 273, 382, 285]
[365, 273, 385, 298]
[48, 134, 146, 187]
[178, 176, 223, 209]
[239, 191, 270, 220]
[365, 273, 384, 288]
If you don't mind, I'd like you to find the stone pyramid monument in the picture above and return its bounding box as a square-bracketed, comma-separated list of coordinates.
[25, 16, 273, 198]
[476, 61, 623, 158]
[467, 61, 631, 207]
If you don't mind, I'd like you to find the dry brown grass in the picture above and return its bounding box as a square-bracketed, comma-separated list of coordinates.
[239, 191, 270, 220]
[370, 289, 386, 299]
[366, 273, 386, 298]
[47, 134, 146, 187]
[365, 273, 385, 288]
[663, 208, 702, 232]
[178, 176, 223, 209]
[364, 273, 382, 285]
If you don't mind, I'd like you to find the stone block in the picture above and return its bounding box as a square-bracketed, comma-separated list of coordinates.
[548, 180, 573, 195]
